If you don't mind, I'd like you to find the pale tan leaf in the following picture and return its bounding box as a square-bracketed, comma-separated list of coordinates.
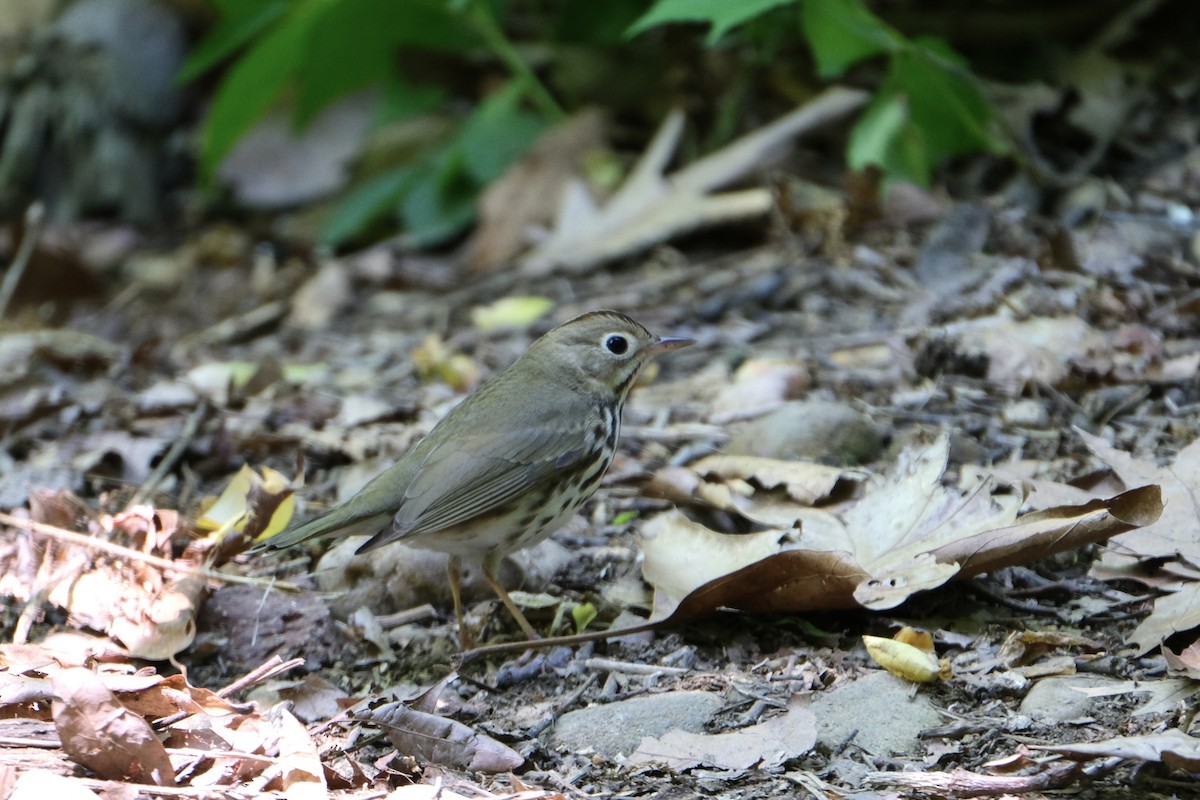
[939, 314, 1108, 387]
[1128, 584, 1200, 655]
[640, 510, 800, 619]
[1036, 729, 1200, 771]
[520, 88, 868, 274]
[641, 434, 1159, 620]
[691, 454, 864, 505]
[1163, 638, 1200, 680]
[275, 706, 325, 798]
[1080, 428, 1200, 565]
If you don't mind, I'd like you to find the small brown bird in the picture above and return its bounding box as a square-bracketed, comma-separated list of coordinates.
[263, 310, 692, 647]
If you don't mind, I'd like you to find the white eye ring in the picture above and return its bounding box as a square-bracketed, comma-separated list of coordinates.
[602, 333, 630, 356]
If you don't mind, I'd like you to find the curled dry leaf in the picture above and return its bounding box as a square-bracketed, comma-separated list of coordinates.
[642, 432, 1162, 621]
[646, 454, 862, 529]
[273, 706, 326, 798]
[354, 700, 524, 774]
[199, 464, 298, 544]
[51, 667, 175, 786]
[1035, 729, 1200, 772]
[863, 634, 947, 684]
[44, 563, 203, 662]
[1079, 428, 1200, 653]
[934, 314, 1108, 388]
[520, 88, 868, 274]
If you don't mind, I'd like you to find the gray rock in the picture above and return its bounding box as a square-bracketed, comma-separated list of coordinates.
[813, 671, 941, 755]
[727, 399, 884, 464]
[1018, 675, 1113, 722]
[548, 691, 725, 757]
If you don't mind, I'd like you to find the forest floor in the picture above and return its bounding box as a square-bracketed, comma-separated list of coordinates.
[3, 148, 1200, 799]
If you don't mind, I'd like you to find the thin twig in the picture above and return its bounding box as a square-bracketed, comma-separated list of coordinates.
[0, 202, 45, 318]
[458, 618, 663, 663]
[0, 511, 304, 591]
[583, 657, 689, 676]
[526, 672, 599, 737]
[216, 654, 305, 698]
[127, 403, 210, 509]
[377, 604, 439, 628]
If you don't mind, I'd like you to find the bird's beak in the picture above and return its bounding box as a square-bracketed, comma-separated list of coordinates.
[648, 335, 695, 355]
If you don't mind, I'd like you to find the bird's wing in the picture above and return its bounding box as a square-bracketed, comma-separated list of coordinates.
[394, 421, 592, 538]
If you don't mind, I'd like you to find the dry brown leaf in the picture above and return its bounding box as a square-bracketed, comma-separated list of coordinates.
[692, 454, 863, 505]
[465, 109, 607, 271]
[520, 88, 867, 274]
[642, 432, 1161, 620]
[104, 574, 203, 661]
[627, 694, 815, 771]
[646, 455, 862, 530]
[112, 673, 239, 719]
[355, 700, 524, 773]
[937, 315, 1108, 387]
[277, 674, 352, 723]
[1079, 428, 1200, 653]
[51, 667, 175, 786]
[1163, 639, 1200, 680]
[707, 358, 810, 424]
[1081, 429, 1200, 564]
[1036, 729, 1200, 772]
[1070, 678, 1199, 717]
[274, 706, 325, 798]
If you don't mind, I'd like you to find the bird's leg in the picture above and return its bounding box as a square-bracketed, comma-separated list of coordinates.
[447, 555, 472, 650]
[480, 552, 540, 641]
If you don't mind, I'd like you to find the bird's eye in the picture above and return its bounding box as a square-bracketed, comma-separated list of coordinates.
[604, 334, 629, 355]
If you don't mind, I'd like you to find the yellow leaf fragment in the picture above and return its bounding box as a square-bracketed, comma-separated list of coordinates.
[863, 634, 948, 683]
[198, 465, 297, 540]
[471, 296, 554, 330]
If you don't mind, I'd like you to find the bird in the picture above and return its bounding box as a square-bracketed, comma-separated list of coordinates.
[261, 310, 693, 648]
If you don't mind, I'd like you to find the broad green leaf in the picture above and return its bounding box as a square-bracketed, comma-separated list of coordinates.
[801, 0, 898, 77]
[199, 0, 326, 176]
[458, 84, 548, 183]
[296, 0, 476, 124]
[894, 44, 996, 159]
[847, 87, 930, 185]
[377, 76, 446, 124]
[401, 160, 478, 247]
[555, 0, 649, 44]
[321, 166, 416, 245]
[628, 0, 797, 45]
[178, 0, 289, 83]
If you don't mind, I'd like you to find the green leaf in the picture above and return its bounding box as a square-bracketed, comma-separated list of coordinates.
[400, 159, 478, 247]
[894, 44, 995, 159]
[611, 509, 639, 526]
[457, 84, 548, 183]
[178, 0, 289, 83]
[320, 167, 415, 246]
[572, 602, 598, 633]
[295, 0, 476, 125]
[800, 0, 899, 77]
[198, 0, 326, 177]
[555, 0, 648, 44]
[377, 75, 446, 124]
[847, 86, 930, 185]
[627, 0, 797, 45]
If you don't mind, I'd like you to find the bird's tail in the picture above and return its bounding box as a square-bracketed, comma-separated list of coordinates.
[252, 505, 389, 552]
